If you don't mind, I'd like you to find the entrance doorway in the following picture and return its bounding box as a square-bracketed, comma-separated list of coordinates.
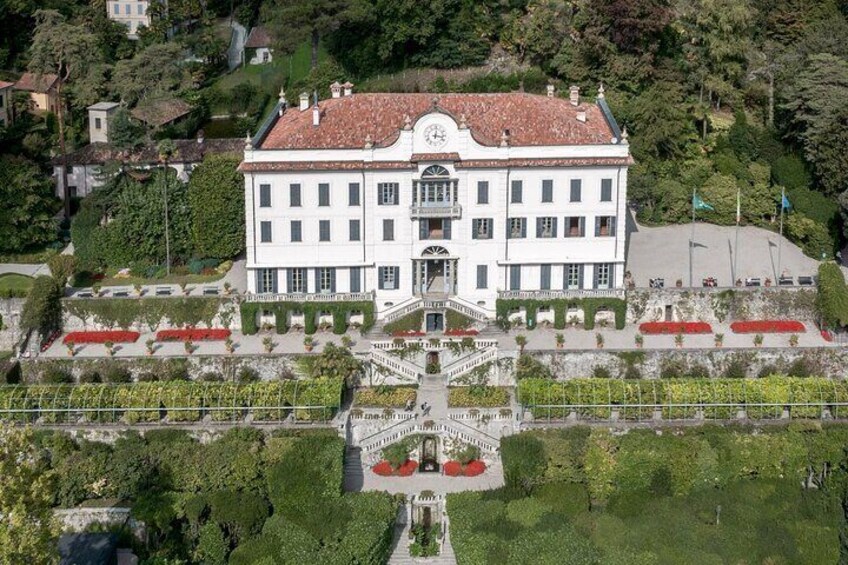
[426, 312, 444, 332]
[426, 259, 445, 293]
[419, 436, 439, 472]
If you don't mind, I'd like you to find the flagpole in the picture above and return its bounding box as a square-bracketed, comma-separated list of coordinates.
[734, 187, 740, 284]
[690, 186, 696, 288]
[778, 186, 785, 279]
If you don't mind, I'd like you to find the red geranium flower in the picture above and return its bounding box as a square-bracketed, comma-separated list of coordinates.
[63, 331, 140, 344]
[463, 460, 486, 476]
[639, 322, 712, 335]
[443, 461, 462, 476]
[155, 328, 231, 342]
[730, 320, 805, 334]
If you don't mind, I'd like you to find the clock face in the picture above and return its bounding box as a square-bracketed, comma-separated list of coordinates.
[424, 124, 448, 149]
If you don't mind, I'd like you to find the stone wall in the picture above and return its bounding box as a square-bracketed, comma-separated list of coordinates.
[0, 298, 26, 351]
[523, 347, 848, 380]
[626, 287, 817, 324]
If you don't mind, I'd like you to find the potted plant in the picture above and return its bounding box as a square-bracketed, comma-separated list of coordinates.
[515, 334, 527, 353]
[714, 333, 724, 347]
[225, 337, 235, 354]
[341, 335, 354, 349]
[789, 334, 799, 347]
[184, 340, 194, 355]
[265, 336, 277, 353]
[596, 333, 604, 349]
[674, 333, 684, 348]
[764, 277, 772, 287]
[180, 281, 190, 296]
[223, 282, 232, 295]
[66, 341, 76, 357]
[92, 283, 102, 297]
[145, 339, 155, 356]
[735, 278, 742, 287]
[302, 336, 313, 352]
[134, 283, 143, 296]
[675, 279, 683, 288]
[568, 315, 580, 327]
[104, 340, 114, 357]
[753, 334, 764, 347]
[635, 333, 644, 349]
[555, 333, 565, 349]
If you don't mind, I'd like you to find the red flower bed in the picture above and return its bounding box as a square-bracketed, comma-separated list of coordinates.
[391, 330, 425, 337]
[445, 328, 479, 337]
[156, 328, 231, 342]
[639, 322, 713, 335]
[730, 320, 805, 334]
[822, 330, 834, 342]
[443, 460, 487, 477]
[372, 460, 417, 477]
[63, 331, 140, 345]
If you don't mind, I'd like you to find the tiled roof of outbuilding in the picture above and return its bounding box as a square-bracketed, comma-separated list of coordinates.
[14, 72, 59, 93]
[245, 26, 274, 48]
[55, 138, 243, 166]
[260, 92, 617, 150]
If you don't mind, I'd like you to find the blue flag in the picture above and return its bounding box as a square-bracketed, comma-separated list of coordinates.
[782, 194, 792, 210]
[693, 194, 715, 211]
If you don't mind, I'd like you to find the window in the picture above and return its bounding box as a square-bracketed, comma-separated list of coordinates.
[350, 267, 361, 293]
[319, 220, 330, 242]
[125, 3, 130, 14]
[595, 216, 616, 237]
[564, 216, 585, 238]
[477, 181, 489, 204]
[318, 267, 335, 293]
[476, 265, 488, 289]
[383, 219, 394, 241]
[348, 183, 360, 206]
[258, 269, 277, 293]
[594, 263, 613, 289]
[536, 217, 557, 238]
[290, 184, 301, 207]
[420, 218, 451, 240]
[570, 179, 582, 202]
[564, 264, 583, 290]
[68, 186, 78, 198]
[472, 218, 492, 240]
[288, 268, 306, 293]
[290, 221, 302, 242]
[511, 180, 523, 203]
[509, 265, 521, 290]
[260, 221, 272, 243]
[0, 94, 4, 108]
[508, 217, 526, 239]
[349, 219, 360, 241]
[259, 184, 271, 207]
[601, 179, 613, 202]
[540, 264, 552, 290]
[378, 266, 399, 290]
[138, 3, 144, 15]
[95, 117, 102, 130]
[262, 51, 270, 63]
[113, 3, 119, 14]
[542, 179, 553, 203]
[318, 183, 330, 206]
[378, 182, 399, 205]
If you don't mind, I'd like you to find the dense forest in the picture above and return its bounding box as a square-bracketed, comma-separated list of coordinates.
[2, 0, 848, 260]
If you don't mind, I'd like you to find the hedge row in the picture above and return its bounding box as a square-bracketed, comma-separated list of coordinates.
[64, 297, 228, 330]
[496, 297, 626, 330]
[240, 301, 375, 335]
[0, 378, 343, 424]
[518, 377, 848, 420]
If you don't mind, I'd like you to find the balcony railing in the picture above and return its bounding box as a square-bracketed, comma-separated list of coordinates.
[498, 288, 625, 300]
[410, 203, 462, 218]
[246, 291, 374, 303]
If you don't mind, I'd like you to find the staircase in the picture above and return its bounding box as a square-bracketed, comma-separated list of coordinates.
[442, 347, 498, 383]
[371, 348, 422, 384]
[343, 446, 365, 492]
[388, 521, 457, 565]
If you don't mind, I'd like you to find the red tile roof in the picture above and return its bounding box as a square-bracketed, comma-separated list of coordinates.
[239, 161, 415, 173]
[245, 26, 274, 48]
[14, 72, 59, 93]
[261, 93, 616, 150]
[457, 157, 635, 168]
[239, 156, 634, 172]
[0, 81, 14, 90]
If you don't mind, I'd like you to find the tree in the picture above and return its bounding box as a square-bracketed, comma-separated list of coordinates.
[47, 255, 77, 287]
[261, 0, 352, 69]
[112, 43, 192, 106]
[0, 156, 58, 254]
[0, 426, 58, 565]
[622, 82, 697, 160]
[28, 9, 100, 219]
[21, 276, 64, 336]
[187, 155, 245, 259]
[109, 108, 146, 153]
[309, 343, 362, 384]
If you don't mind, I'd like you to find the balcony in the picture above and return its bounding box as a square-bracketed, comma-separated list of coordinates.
[246, 291, 374, 303]
[410, 203, 462, 219]
[498, 288, 625, 300]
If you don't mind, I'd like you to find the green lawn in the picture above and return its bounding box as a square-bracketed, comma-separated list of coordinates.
[0, 273, 34, 295]
[0, 247, 58, 264]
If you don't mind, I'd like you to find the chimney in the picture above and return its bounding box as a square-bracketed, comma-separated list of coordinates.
[330, 81, 342, 98]
[500, 129, 510, 147]
[546, 84, 555, 98]
[196, 129, 205, 144]
[597, 83, 605, 99]
[342, 81, 354, 96]
[299, 92, 309, 111]
[569, 85, 579, 106]
[312, 91, 320, 126]
[576, 111, 587, 123]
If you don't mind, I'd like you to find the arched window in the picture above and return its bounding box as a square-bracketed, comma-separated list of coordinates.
[414, 165, 456, 206]
[422, 246, 450, 257]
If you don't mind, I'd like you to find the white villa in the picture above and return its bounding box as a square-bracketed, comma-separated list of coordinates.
[106, 0, 152, 38]
[240, 83, 632, 326]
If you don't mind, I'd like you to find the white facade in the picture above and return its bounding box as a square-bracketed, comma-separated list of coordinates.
[87, 102, 119, 144]
[0, 84, 12, 127]
[242, 90, 631, 321]
[248, 47, 273, 65]
[107, 0, 151, 38]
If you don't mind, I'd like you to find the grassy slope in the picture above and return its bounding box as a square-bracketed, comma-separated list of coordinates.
[0, 273, 33, 293]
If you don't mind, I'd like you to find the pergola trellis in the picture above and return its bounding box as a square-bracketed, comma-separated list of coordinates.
[518, 378, 848, 422]
[0, 380, 343, 425]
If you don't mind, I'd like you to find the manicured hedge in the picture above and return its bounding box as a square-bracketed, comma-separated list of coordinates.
[354, 386, 417, 408]
[0, 379, 343, 424]
[518, 377, 848, 420]
[64, 297, 228, 331]
[240, 300, 375, 335]
[496, 297, 626, 330]
[448, 386, 510, 407]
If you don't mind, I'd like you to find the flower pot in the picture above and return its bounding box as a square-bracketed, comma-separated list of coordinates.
[556, 343, 563, 349]
[305, 345, 314, 352]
